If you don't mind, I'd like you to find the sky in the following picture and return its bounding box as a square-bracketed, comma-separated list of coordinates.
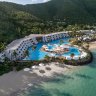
[0, 0, 50, 5]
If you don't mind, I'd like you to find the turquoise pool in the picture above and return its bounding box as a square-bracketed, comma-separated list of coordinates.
[24, 38, 80, 60]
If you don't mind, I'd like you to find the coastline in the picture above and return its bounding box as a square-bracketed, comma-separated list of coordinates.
[0, 62, 75, 96]
[0, 41, 95, 96]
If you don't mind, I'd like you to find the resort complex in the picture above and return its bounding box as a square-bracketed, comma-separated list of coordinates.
[0, 30, 95, 63]
[1, 0, 96, 96]
[0, 30, 96, 96]
[0, 32, 69, 61]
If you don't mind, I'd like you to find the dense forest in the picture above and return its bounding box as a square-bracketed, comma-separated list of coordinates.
[0, 0, 96, 44]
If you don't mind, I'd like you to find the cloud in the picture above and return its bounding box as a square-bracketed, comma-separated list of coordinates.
[0, 0, 50, 5]
[32, 0, 50, 3]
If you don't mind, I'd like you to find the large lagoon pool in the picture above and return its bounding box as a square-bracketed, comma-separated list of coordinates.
[24, 38, 80, 60]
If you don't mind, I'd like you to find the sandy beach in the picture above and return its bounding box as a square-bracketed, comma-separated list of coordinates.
[89, 41, 96, 50]
[0, 62, 74, 96]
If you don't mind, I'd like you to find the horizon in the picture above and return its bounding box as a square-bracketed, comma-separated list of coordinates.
[0, 0, 50, 5]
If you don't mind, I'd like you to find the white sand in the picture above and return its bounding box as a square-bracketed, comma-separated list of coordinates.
[0, 62, 74, 96]
[89, 41, 96, 50]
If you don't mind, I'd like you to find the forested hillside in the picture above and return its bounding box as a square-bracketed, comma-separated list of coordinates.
[26, 0, 96, 24]
[0, 0, 96, 44]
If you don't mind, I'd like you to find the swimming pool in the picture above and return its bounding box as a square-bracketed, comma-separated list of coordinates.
[23, 38, 81, 60]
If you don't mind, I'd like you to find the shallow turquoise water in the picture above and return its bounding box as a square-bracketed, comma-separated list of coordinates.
[24, 38, 80, 60]
[19, 49, 96, 96]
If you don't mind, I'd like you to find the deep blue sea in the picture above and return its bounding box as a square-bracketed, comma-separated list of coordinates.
[19, 49, 96, 96]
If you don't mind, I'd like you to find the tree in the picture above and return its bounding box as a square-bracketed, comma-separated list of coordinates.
[70, 53, 75, 59]
[13, 50, 17, 59]
[4, 57, 10, 63]
[24, 50, 29, 57]
[60, 39, 64, 45]
[44, 55, 50, 59]
[0, 42, 5, 52]
[13, 51, 17, 56]
[32, 46, 36, 50]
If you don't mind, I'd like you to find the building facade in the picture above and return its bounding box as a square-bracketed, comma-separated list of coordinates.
[0, 31, 69, 61]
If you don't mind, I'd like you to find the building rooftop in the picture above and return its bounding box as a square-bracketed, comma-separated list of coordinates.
[5, 31, 69, 52]
[44, 31, 68, 36]
[6, 34, 43, 51]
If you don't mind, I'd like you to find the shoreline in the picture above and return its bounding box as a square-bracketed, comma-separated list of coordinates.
[0, 62, 75, 96]
[0, 41, 95, 96]
[89, 41, 96, 50]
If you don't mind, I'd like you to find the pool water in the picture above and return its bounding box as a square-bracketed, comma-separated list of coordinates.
[24, 38, 80, 60]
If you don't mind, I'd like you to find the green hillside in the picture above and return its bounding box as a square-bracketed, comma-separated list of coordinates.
[26, 0, 96, 24]
[0, 2, 39, 43]
[0, 0, 96, 44]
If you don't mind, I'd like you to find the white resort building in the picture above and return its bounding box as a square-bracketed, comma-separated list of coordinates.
[0, 31, 69, 62]
[42, 32, 69, 42]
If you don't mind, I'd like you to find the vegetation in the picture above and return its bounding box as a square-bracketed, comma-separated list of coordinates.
[26, 0, 96, 24]
[70, 53, 75, 59]
[69, 38, 83, 46]
[32, 45, 37, 50]
[13, 50, 17, 59]
[0, 0, 96, 45]
[0, 49, 92, 75]
[0, 0, 95, 75]
[0, 42, 6, 52]
[59, 39, 64, 45]
[0, 62, 13, 75]
[44, 55, 50, 59]
[24, 50, 29, 57]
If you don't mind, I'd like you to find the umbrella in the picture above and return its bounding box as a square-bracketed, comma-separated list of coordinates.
[45, 67, 51, 71]
[39, 63, 44, 66]
[39, 70, 45, 74]
[24, 68, 30, 72]
[31, 66, 36, 69]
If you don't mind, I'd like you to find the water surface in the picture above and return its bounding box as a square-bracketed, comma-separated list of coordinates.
[24, 38, 80, 60]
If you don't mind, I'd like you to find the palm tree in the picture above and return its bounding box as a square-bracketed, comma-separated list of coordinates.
[0, 42, 5, 52]
[4, 57, 10, 63]
[44, 55, 50, 62]
[44, 55, 50, 59]
[32, 46, 36, 50]
[70, 53, 75, 59]
[13, 50, 17, 57]
[24, 50, 29, 57]
[60, 39, 64, 45]
[79, 57, 81, 62]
